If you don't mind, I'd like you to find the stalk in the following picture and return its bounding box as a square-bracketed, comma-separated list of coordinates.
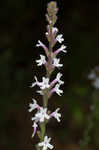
[40, 17, 53, 147]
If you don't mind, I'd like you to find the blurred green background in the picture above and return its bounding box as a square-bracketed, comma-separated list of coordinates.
[0, 0, 99, 150]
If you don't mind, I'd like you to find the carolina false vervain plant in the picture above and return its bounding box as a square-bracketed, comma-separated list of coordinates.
[29, 2, 67, 150]
[80, 67, 99, 149]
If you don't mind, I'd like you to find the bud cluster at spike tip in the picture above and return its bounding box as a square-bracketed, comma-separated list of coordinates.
[46, 1, 58, 25]
[28, 2, 67, 150]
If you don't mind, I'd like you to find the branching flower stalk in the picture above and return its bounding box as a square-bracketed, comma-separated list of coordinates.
[29, 2, 67, 150]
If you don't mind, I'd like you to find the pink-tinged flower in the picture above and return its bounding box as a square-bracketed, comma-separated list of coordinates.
[52, 27, 58, 34]
[32, 122, 38, 137]
[36, 54, 46, 66]
[56, 34, 64, 43]
[50, 84, 63, 96]
[50, 72, 64, 87]
[55, 45, 67, 55]
[38, 136, 53, 150]
[36, 40, 49, 56]
[28, 99, 40, 112]
[53, 58, 63, 68]
[31, 107, 50, 122]
[31, 76, 50, 90]
[50, 108, 61, 122]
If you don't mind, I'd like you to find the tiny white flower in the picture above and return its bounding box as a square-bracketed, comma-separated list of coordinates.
[56, 34, 64, 43]
[88, 70, 96, 80]
[56, 72, 64, 85]
[52, 27, 58, 34]
[31, 115, 39, 123]
[36, 90, 44, 95]
[31, 76, 50, 90]
[53, 58, 63, 68]
[39, 77, 50, 89]
[54, 84, 63, 96]
[46, 32, 48, 35]
[36, 40, 49, 56]
[49, 20, 52, 24]
[29, 99, 39, 112]
[36, 55, 46, 66]
[38, 136, 53, 150]
[92, 77, 99, 89]
[32, 107, 50, 122]
[32, 122, 38, 137]
[50, 72, 64, 88]
[50, 108, 61, 122]
[31, 76, 38, 87]
[36, 40, 43, 47]
[58, 45, 67, 53]
[36, 107, 50, 122]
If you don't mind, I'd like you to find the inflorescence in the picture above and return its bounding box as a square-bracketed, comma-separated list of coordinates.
[28, 2, 67, 150]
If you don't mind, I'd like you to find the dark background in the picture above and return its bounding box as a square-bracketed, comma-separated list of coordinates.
[0, 0, 99, 150]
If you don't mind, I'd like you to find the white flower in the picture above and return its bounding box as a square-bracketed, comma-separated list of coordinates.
[45, 32, 48, 36]
[51, 108, 61, 122]
[88, 68, 99, 89]
[38, 136, 53, 150]
[32, 122, 38, 137]
[36, 40, 44, 47]
[92, 77, 99, 89]
[56, 72, 64, 85]
[39, 77, 50, 89]
[52, 27, 58, 34]
[36, 40, 49, 56]
[31, 76, 50, 90]
[88, 70, 96, 80]
[53, 58, 63, 68]
[32, 107, 50, 122]
[56, 34, 64, 43]
[50, 72, 64, 88]
[58, 45, 67, 53]
[36, 107, 50, 122]
[54, 84, 63, 96]
[31, 115, 39, 123]
[36, 90, 44, 95]
[49, 20, 52, 24]
[28, 99, 39, 112]
[36, 55, 46, 66]
[31, 76, 38, 87]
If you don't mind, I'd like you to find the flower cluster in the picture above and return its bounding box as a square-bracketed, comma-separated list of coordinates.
[28, 2, 67, 150]
[88, 66, 99, 89]
[29, 99, 61, 138]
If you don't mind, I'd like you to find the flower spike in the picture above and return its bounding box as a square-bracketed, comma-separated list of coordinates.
[29, 2, 66, 150]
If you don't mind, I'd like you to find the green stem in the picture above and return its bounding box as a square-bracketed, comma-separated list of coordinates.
[40, 93, 48, 150]
[40, 121, 46, 141]
[40, 20, 53, 150]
